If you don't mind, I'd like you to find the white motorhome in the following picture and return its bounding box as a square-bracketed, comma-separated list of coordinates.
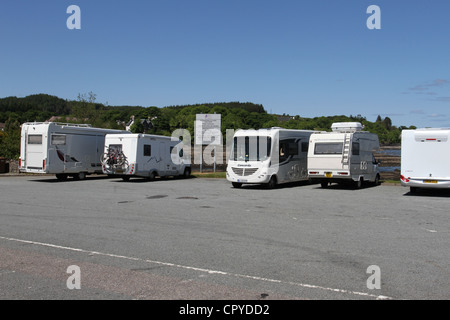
[400, 128, 450, 192]
[308, 122, 381, 188]
[102, 133, 191, 181]
[226, 127, 316, 188]
[19, 122, 128, 181]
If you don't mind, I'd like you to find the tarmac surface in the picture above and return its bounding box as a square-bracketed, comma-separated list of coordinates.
[0, 174, 449, 300]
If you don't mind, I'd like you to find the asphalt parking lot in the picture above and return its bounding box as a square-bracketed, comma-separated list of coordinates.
[0, 175, 449, 300]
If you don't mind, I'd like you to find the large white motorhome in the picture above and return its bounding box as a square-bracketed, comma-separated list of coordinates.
[226, 127, 316, 188]
[19, 122, 128, 181]
[101, 133, 191, 181]
[400, 128, 450, 192]
[308, 122, 381, 188]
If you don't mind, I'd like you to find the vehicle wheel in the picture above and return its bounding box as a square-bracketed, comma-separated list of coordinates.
[232, 182, 242, 188]
[122, 176, 130, 182]
[321, 181, 329, 188]
[183, 167, 191, 178]
[77, 172, 87, 180]
[374, 174, 380, 186]
[355, 177, 363, 189]
[267, 176, 277, 189]
[148, 171, 156, 181]
[410, 187, 418, 194]
[55, 174, 68, 181]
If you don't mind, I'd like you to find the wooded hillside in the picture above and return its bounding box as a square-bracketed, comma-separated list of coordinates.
[0, 93, 415, 160]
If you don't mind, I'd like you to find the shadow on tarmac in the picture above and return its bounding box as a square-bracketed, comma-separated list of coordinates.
[403, 188, 450, 198]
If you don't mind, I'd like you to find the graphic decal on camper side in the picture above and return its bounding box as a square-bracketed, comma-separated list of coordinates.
[56, 146, 79, 163]
[146, 156, 161, 163]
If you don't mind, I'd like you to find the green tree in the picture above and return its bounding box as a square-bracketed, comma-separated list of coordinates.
[0, 118, 21, 159]
[71, 91, 99, 124]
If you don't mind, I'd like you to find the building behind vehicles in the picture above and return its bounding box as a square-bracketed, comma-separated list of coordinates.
[19, 122, 128, 181]
[308, 122, 381, 188]
[226, 127, 316, 188]
[400, 128, 450, 192]
[101, 133, 191, 181]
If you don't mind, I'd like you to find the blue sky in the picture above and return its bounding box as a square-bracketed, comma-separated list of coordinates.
[1, 0, 449, 128]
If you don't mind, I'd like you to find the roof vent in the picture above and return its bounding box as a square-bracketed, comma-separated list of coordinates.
[331, 122, 363, 133]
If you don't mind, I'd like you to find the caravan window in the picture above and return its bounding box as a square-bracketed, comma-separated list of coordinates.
[314, 142, 343, 155]
[232, 136, 271, 161]
[352, 142, 360, 156]
[28, 135, 42, 145]
[144, 145, 151, 157]
[279, 139, 299, 162]
[301, 141, 309, 153]
[51, 135, 66, 145]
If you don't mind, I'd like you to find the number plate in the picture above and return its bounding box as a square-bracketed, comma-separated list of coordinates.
[325, 172, 332, 178]
[423, 180, 437, 184]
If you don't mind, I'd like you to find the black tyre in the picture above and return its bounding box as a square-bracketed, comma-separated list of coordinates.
[321, 181, 329, 188]
[355, 177, 363, 189]
[183, 167, 191, 178]
[374, 174, 380, 186]
[232, 182, 242, 188]
[148, 171, 156, 181]
[267, 176, 277, 189]
[122, 176, 130, 182]
[55, 174, 68, 181]
[77, 172, 87, 180]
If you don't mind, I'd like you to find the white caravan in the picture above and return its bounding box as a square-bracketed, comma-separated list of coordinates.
[19, 122, 128, 181]
[400, 128, 450, 192]
[308, 122, 381, 188]
[101, 133, 191, 181]
[226, 127, 316, 188]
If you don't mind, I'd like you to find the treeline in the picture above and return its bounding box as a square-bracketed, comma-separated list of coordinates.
[0, 93, 415, 160]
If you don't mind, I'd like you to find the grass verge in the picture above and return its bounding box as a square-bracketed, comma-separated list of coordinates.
[192, 171, 226, 179]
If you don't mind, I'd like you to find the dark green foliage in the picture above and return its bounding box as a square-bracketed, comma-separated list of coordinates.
[0, 94, 415, 159]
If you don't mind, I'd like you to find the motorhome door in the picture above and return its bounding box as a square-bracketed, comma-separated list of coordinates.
[159, 142, 166, 174]
[49, 133, 67, 173]
[25, 128, 46, 171]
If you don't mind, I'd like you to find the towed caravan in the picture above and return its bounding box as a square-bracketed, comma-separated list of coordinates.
[308, 122, 381, 188]
[400, 128, 450, 192]
[226, 127, 316, 188]
[19, 122, 128, 181]
[101, 133, 191, 181]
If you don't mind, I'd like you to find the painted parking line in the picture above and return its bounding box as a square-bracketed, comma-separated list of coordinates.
[0, 235, 392, 300]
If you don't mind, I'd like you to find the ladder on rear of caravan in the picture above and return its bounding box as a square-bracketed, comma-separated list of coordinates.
[342, 134, 351, 168]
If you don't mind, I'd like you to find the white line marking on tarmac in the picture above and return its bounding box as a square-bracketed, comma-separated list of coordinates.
[0, 235, 392, 300]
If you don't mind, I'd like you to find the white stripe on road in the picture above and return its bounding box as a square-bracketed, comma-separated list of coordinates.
[0, 235, 392, 300]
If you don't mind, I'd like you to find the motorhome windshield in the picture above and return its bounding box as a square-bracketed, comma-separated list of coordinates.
[231, 136, 272, 161]
[314, 142, 343, 155]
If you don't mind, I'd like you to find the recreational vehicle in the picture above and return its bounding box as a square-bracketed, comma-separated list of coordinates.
[19, 122, 128, 181]
[101, 133, 191, 181]
[400, 128, 450, 192]
[226, 127, 316, 188]
[308, 122, 381, 188]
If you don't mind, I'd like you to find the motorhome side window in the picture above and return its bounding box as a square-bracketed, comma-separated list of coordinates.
[28, 135, 42, 145]
[144, 145, 151, 157]
[232, 136, 271, 161]
[51, 135, 66, 145]
[314, 142, 343, 155]
[352, 142, 360, 156]
[280, 139, 299, 162]
[301, 141, 309, 153]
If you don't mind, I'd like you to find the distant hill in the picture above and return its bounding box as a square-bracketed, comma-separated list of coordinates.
[0, 93, 416, 159]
